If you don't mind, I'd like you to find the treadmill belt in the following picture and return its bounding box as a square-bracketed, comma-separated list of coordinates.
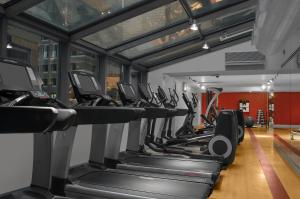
[124, 156, 220, 174]
[76, 170, 210, 199]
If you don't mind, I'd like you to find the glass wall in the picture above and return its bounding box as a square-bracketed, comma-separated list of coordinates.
[68, 47, 98, 105]
[105, 59, 122, 100]
[7, 25, 59, 98]
[70, 48, 97, 72]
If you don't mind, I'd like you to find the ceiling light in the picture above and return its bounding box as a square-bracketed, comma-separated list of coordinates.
[267, 82, 271, 85]
[267, 85, 271, 90]
[202, 42, 209, 50]
[190, 19, 198, 31]
[201, 85, 206, 90]
[269, 79, 273, 83]
[261, 84, 266, 90]
[6, 43, 12, 49]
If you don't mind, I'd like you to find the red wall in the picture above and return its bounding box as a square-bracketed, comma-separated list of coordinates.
[274, 92, 300, 125]
[202, 92, 268, 119]
[201, 92, 300, 125]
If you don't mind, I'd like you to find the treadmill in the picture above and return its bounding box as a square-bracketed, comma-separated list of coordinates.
[50, 71, 212, 198]
[0, 60, 76, 199]
[68, 71, 222, 185]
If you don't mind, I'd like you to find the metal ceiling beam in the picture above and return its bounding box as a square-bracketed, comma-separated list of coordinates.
[132, 64, 148, 72]
[178, 0, 193, 18]
[149, 36, 251, 71]
[70, 0, 176, 41]
[108, 0, 256, 55]
[5, 0, 45, 17]
[133, 21, 254, 64]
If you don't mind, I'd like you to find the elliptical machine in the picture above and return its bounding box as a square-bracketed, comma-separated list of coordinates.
[144, 85, 238, 166]
[203, 88, 245, 144]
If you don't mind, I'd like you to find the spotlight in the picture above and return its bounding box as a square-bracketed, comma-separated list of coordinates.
[6, 43, 12, 49]
[190, 19, 198, 31]
[261, 84, 267, 90]
[202, 42, 209, 50]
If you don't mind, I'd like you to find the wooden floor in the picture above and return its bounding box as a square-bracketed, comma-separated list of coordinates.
[209, 128, 300, 199]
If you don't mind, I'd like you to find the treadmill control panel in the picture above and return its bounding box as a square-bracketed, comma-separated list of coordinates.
[30, 91, 50, 99]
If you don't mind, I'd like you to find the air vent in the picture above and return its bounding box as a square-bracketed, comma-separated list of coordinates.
[225, 51, 265, 70]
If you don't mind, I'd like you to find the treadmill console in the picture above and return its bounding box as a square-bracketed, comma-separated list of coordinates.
[69, 70, 119, 106]
[117, 82, 137, 105]
[30, 91, 50, 99]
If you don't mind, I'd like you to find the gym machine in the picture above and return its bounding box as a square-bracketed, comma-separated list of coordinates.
[69, 71, 222, 185]
[51, 70, 213, 199]
[0, 59, 76, 199]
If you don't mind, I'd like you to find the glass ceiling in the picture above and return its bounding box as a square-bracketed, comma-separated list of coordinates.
[3, 0, 256, 69]
[83, 1, 188, 49]
[26, 0, 145, 31]
[117, 5, 255, 61]
[139, 29, 252, 67]
[119, 27, 200, 59]
[200, 6, 256, 35]
[187, 0, 245, 17]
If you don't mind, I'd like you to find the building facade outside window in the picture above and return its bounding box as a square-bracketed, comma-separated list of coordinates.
[7, 25, 59, 98]
[105, 59, 123, 101]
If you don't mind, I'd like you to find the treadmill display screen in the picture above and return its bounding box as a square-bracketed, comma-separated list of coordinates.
[77, 74, 97, 92]
[139, 84, 151, 99]
[0, 62, 33, 91]
[121, 84, 136, 100]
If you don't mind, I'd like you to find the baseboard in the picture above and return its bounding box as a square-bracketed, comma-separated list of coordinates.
[273, 125, 300, 129]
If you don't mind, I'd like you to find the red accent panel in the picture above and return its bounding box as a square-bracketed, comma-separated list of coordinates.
[248, 129, 290, 199]
[274, 92, 300, 125]
[202, 92, 268, 118]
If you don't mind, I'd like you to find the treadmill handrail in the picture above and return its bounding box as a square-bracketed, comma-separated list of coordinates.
[74, 106, 145, 125]
[0, 106, 58, 133]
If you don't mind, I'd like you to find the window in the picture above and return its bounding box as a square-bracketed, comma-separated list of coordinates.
[43, 46, 50, 58]
[70, 48, 97, 72]
[52, 45, 58, 58]
[105, 59, 122, 101]
[43, 79, 48, 86]
[51, 78, 57, 86]
[7, 25, 59, 97]
[51, 64, 57, 72]
[43, 64, 48, 72]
